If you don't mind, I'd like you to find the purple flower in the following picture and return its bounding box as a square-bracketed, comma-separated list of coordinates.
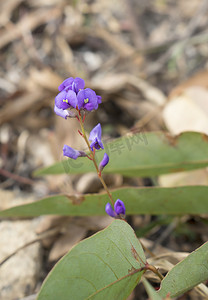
[99, 153, 109, 172]
[55, 90, 78, 110]
[89, 123, 104, 151]
[77, 88, 99, 111]
[58, 77, 85, 94]
[63, 145, 86, 160]
[105, 199, 126, 218]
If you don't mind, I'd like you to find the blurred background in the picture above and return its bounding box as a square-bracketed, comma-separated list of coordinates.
[0, 0, 208, 299]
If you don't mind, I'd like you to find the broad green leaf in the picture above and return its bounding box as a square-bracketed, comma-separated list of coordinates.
[34, 132, 208, 177]
[37, 220, 146, 300]
[158, 242, 208, 298]
[0, 186, 208, 217]
[143, 279, 163, 300]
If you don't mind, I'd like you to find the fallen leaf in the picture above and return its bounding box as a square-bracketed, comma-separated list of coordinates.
[163, 86, 208, 135]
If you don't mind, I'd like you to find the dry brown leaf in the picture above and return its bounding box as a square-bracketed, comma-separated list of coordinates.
[37, 216, 112, 234]
[0, 0, 24, 26]
[190, 284, 208, 300]
[72, 216, 112, 231]
[48, 224, 87, 261]
[29, 68, 63, 92]
[93, 26, 134, 57]
[163, 86, 208, 135]
[36, 216, 70, 234]
[51, 116, 87, 166]
[145, 251, 208, 299]
[36, 216, 71, 248]
[27, 131, 55, 167]
[159, 168, 208, 187]
[92, 73, 166, 105]
[36, 216, 112, 248]
[0, 7, 62, 49]
[0, 90, 51, 125]
[76, 172, 102, 194]
[28, 0, 65, 7]
[169, 69, 208, 98]
[141, 237, 208, 298]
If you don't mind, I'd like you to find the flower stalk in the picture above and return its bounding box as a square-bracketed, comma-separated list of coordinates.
[78, 112, 115, 208]
[55, 76, 125, 218]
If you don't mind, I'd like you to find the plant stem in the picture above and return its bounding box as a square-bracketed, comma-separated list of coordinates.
[145, 263, 164, 281]
[78, 112, 114, 207]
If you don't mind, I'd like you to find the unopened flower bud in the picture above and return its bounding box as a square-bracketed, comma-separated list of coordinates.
[105, 199, 126, 218]
[99, 153, 109, 172]
[63, 145, 86, 160]
[114, 199, 126, 215]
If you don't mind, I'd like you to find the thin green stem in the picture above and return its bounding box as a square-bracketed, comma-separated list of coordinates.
[78, 112, 114, 207]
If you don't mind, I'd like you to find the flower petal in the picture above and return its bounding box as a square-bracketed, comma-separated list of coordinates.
[55, 90, 70, 109]
[58, 77, 85, 94]
[89, 123, 104, 151]
[105, 203, 116, 218]
[66, 90, 78, 108]
[114, 199, 126, 215]
[72, 77, 85, 93]
[54, 105, 70, 119]
[77, 89, 85, 110]
[97, 95, 102, 104]
[89, 123, 102, 141]
[58, 77, 73, 92]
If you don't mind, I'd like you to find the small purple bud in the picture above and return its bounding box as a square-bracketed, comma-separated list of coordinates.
[99, 153, 109, 172]
[63, 145, 86, 160]
[89, 123, 104, 151]
[114, 199, 126, 215]
[105, 203, 116, 218]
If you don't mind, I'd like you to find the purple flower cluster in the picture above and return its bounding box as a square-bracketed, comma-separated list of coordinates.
[105, 199, 126, 218]
[54, 77, 102, 119]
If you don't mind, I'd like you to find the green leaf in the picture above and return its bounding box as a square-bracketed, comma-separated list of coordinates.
[158, 242, 208, 298]
[143, 279, 163, 300]
[0, 186, 208, 217]
[34, 132, 208, 177]
[37, 220, 146, 300]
